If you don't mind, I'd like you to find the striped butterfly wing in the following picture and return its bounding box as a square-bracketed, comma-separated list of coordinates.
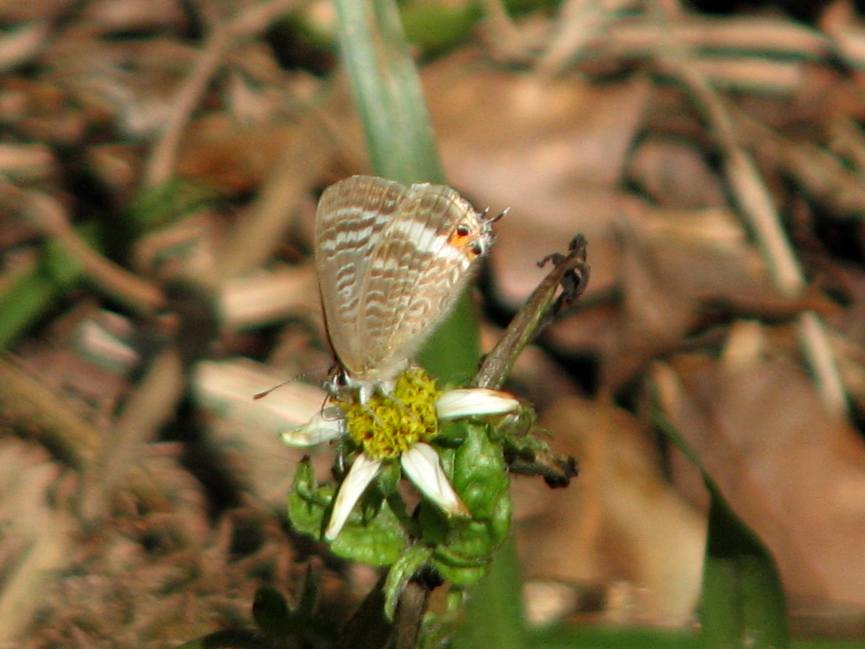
[355, 182, 485, 382]
[315, 176, 409, 377]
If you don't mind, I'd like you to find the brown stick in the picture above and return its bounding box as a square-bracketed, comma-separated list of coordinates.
[475, 236, 590, 390]
[13, 187, 166, 316]
[394, 580, 431, 649]
[144, 0, 301, 188]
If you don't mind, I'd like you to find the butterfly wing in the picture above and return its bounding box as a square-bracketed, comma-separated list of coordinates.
[315, 176, 409, 376]
[355, 182, 485, 381]
[316, 176, 492, 385]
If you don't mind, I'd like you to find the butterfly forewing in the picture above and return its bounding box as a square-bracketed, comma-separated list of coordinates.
[357, 184, 478, 380]
[315, 176, 408, 375]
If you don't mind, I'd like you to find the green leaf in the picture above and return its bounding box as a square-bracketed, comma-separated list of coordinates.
[494, 407, 547, 465]
[401, 2, 481, 57]
[330, 494, 409, 566]
[286, 458, 332, 539]
[384, 545, 434, 621]
[436, 421, 468, 446]
[295, 563, 319, 619]
[421, 424, 512, 586]
[430, 494, 512, 586]
[252, 587, 294, 638]
[702, 484, 789, 649]
[653, 412, 789, 649]
[376, 460, 402, 497]
[452, 423, 509, 519]
[127, 178, 216, 233]
[287, 459, 408, 566]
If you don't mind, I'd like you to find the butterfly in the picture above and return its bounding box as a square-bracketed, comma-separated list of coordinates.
[314, 175, 501, 402]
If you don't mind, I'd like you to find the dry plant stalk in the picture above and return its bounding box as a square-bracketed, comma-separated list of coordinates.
[658, 58, 847, 415]
[4, 185, 166, 315]
[144, 0, 302, 188]
[80, 347, 185, 520]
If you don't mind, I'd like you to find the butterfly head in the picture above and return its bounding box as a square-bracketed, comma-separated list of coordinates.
[447, 204, 506, 261]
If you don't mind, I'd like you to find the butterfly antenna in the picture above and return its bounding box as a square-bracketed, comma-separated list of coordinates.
[254, 378, 295, 400]
[489, 206, 509, 223]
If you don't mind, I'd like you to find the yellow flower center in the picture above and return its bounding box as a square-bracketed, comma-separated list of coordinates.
[339, 368, 441, 460]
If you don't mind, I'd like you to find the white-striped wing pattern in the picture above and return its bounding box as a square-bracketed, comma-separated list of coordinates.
[315, 175, 497, 396]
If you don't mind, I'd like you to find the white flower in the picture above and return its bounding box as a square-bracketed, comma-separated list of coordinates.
[279, 408, 345, 447]
[436, 388, 520, 419]
[280, 369, 519, 541]
[322, 441, 467, 541]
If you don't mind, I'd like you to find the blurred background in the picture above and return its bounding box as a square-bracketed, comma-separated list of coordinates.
[2, 0, 865, 646]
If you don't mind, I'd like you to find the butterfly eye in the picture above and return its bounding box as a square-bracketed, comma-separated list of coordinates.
[456, 224, 471, 237]
[470, 242, 484, 256]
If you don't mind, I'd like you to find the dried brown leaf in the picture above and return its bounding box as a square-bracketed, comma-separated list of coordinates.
[0, 21, 49, 73]
[653, 336, 865, 609]
[424, 54, 649, 306]
[627, 137, 726, 209]
[514, 395, 705, 626]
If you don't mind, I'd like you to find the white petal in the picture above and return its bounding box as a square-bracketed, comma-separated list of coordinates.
[325, 452, 382, 541]
[401, 443, 468, 517]
[280, 408, 345, 447]
[436, 389, 520, 420]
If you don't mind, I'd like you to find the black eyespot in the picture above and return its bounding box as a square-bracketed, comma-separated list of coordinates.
[456, 224, 470, 237]
[471, 242, 483, 256]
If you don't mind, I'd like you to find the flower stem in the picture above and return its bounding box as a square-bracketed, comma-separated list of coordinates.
[475, 235, 589, 390]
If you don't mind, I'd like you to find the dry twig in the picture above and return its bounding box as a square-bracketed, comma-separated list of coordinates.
[6, 186, 166, 316]
[660, 58, 848, 415]
[80, 346, 185, 520]
[144, 0, 301, 188]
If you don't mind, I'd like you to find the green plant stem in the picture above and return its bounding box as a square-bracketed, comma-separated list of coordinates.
[451, 536, 526, 649]
[332, 0, 521, 646]
[0, 224, 94, 350]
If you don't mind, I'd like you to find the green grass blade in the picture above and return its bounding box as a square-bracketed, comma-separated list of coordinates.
[526, 625, 862, 649]
[702, 484, 789, 649]
[451, 536, 526, 649]
[654, 413, 789, 649]
[333, 0, 481, 385]
[527, 625, 697, 649]
[0, 224, 96, 350]
[332, 1, 522, 645]
[333, 0, 443, 185]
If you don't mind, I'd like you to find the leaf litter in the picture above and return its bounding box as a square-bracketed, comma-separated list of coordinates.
[2, 0, 865, 644]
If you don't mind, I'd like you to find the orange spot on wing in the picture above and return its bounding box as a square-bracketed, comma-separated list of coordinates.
[447, 230, 477, 258]
[448, 230, 477, 258]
